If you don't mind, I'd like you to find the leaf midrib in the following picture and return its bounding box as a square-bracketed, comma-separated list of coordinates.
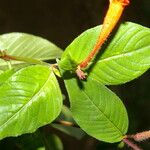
[0, 56, 56, 68]
[80, 90, 123, 136]
[96, 45, 150, 64]
[0, 68, 52, 129]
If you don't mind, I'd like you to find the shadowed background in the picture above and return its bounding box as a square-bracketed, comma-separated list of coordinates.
[0, 0, 149, 149]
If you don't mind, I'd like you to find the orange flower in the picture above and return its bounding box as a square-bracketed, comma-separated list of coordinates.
[76, 0, 130, 79]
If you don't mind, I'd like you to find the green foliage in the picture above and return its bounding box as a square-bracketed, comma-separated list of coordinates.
[0, 21, 149, 149]
[0, 65, 62, 140]
[40, 133, 63, 150]
[0, 131, 63, 150]
[0, 33, 63, 69]
[52, 106, 86, 139]
[64, 78, 128, 143]
[59, 22, 150, 85]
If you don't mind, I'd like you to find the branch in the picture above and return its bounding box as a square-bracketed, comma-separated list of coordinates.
[53, 120, 79, 128]
[127, 130, 150, 142]
[123, 138, 143, 150]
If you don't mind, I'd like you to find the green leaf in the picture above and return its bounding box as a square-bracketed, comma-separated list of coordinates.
[0, 33, 63, 69]
[57, 105, 75, 122]
[0, 65, 62, 140]
[0, 70, 3, 74]
[59, 22, 150, 85]
[65, 78, 128, 143]
[51, 124, 85, 140]
[2, 131, 45, 150]
[52, 105, 86, 140]
[0, 69, 15, 86]
[40, 134, 63, 150]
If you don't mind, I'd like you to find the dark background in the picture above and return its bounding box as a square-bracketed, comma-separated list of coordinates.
[0, 0, 149, 150]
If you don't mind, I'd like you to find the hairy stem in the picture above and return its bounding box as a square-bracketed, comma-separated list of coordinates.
[123, 138, 142, 150]
[127, 130, 150, 142]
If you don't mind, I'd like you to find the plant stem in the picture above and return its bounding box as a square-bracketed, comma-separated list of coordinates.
[127, 130, 150, 142]
[123, 138, 142, 150]
[53, 120, 79, 128]
[0, 50, 48, 65]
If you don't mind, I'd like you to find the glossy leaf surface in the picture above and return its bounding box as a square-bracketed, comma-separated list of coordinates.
[0, 65, 62, 140]
[65, 78, 128, 143]
[0, 33, 63, 68]
[59, 22, 150, 85]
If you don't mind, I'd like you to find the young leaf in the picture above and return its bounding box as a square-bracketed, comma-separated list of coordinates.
[0, 65, 62, 140]
[0, 33, 63, 68]
[59, 22, 150, 85]
[65, 78, 128, 143]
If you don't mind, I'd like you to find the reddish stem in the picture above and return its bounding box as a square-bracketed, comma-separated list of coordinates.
[123, 138, 143, 150]
[127, 130, 150, 142]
